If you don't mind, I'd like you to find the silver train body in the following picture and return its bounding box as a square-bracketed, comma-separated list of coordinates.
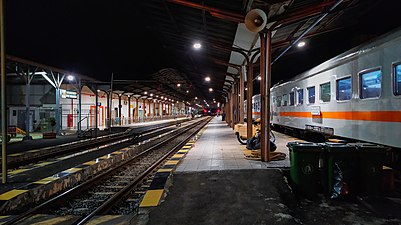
[246, 27, 401, 148]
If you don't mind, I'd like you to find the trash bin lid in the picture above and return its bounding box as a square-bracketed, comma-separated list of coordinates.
[323, 142, 356, 152]
[287, 142, 323, 152]
[348, 143, 388, 153]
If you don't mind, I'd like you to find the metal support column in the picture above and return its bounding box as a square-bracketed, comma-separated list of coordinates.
[260, 31, 272, 162]
[95, 86, 98, 135]
[78, 80, 82, 133]
[239, 66, 245, 124]
[55, 86, 61, 134]
[127, 95, 131, 123]
[23, 70, 35, 140]
[106, 92, 110, 130]
[1, 0, 7, 183]
[118, 95, 122, 125]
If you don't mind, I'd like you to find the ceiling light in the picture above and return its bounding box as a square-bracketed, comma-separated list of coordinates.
[186, 90, 189, 93]
[205, 76, 211, 82]
[297, 41, 306, 48]
[177, 83, 181, 87]
[144, 91, 148, 95]
[257, 76, 262, 81]
[67, 75, 74, 81]
[209, 88, 213, 92]
[193, 42, 201, 49]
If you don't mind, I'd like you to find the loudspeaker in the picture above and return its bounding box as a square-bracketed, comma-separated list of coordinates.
[244, 9, 267, 33]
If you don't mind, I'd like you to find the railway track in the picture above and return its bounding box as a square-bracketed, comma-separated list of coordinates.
[5, 119, 191, 171]
[3, 117, 211, 225]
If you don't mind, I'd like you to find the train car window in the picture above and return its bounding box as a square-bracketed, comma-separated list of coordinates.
[289, 92, 295, 106]
[297, 89, 304, 105]
[394, 64, 401, 95]
[360, 69, 381, 99]
[282, 94, 288, 106]
[277, 96, 282, 107]
[336, 77, 352, 101]
[320, 82, 331, 102]
[307, 86, 315, 104]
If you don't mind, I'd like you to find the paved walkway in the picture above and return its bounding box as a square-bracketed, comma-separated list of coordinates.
[176, 116, 295, 172]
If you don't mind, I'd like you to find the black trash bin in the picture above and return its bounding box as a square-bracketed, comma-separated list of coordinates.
[349, 143, 387, 196]
[323, 143, 358, 199]
[287, 142, 324, 198]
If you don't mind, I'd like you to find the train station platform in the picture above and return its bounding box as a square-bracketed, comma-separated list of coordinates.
[135, 116, 401, 225]
[175, 116, 292, 171]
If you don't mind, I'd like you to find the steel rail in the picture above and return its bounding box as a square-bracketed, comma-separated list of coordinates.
[4, 117, 211, 225]
[73, 117, 211, 225]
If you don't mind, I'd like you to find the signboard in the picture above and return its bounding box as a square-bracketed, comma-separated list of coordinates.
[311, 106, 321, 116]
[61, 89, 77, 99]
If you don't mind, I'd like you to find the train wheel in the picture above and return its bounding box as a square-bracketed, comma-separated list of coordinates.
[236, 133, 247, 145]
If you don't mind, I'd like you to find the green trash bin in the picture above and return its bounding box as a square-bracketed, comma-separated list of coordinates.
[324, 143, 358, 199]
[350, 143, 387, 196]
[287, 142, 324, 198]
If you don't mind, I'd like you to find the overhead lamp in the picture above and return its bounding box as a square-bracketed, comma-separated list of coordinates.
[245, 87, 248, 91]
[177, 83, 181, 87]
[195, 97, 198, 100]
[67, 75, 74, 81]
[297, 41, 306, 48]
[257, 76, 262, 81]
[205, 76, 211, 82]
[186, 90, 189, 93]
[150, 93, 153, 97]
[144, 91, 148, 95]
[209, 88, 213, 92]
[193, 42, 201, 49]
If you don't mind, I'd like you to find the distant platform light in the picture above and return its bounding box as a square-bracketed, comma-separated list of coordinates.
[144, 91, 148, 95]
[257, 76, 262, 80]
[297, 41, 306, 48]
[193, 42, 202, 49]
[186, 90, 189, 93]
[205, 76, 211, 82]
[245, 87, 248, 91]
[150, 93, 153, 97]
[195, 96, 198, 99]
[67, 75, 74, 81]
[209, 88, 213, 92]
[177, 83, 181, 87]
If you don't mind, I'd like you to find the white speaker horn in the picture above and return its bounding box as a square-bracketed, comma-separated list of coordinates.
[244, 9, 267, 33]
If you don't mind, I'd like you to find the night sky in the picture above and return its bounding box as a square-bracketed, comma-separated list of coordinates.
[5, 0, 401, 86]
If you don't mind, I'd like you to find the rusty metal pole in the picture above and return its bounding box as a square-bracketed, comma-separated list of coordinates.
[246, 63, 253, 139]
[1, 0, 7, 183]
[260, 30, 272, 162]
[239, 66, 245, 124]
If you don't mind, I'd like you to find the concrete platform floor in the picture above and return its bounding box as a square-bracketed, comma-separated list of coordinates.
[132, 117, 401, 225]
[175, 116, 297, 172]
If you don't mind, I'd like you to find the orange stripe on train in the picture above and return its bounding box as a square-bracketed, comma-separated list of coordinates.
[278, 111, 401, 123]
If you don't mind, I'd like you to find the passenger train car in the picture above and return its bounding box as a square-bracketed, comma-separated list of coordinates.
[247, 26, 401, 150]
